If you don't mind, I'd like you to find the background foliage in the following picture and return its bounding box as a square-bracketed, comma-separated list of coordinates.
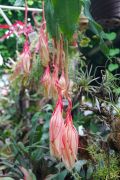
[0, 0, 120, 180]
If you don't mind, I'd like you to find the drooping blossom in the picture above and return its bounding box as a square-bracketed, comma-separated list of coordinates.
[61, 100, 78, 170]
[39, 3, 50, 67]
[50, 65, 59, 99]
[49, 96, 64, 159]
[19, 40, 31, 74]
[39, 26, 50, 67]
[41, 66, 51, 97]
[58, 71, 67, 97]
[11, 41, 31, 80]
[11, 60, 23, 80]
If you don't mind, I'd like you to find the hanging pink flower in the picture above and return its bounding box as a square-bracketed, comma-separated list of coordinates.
[11, 60, 23, 80]
[19, 40, 31, 74]
[58, 71, 67, 97]
[39, 3, 50, 67]
[50, 65, 58, 99]
[50, 96, 64, 159]
[61, 102, 78, 170]
[41, 66, 51, 97]
[11, 41, 31, 80]
[39, 26, 50, 67]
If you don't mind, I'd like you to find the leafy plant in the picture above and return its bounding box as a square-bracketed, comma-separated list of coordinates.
[0, 0, 120, 179]
[88, 145, 120, 180]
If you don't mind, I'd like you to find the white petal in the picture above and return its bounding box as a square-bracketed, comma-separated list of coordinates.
[0, 54, 3, 66]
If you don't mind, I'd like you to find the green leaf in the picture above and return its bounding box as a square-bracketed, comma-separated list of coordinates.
[45, 0, 59, 38]
[84, 0, 103, 36]
[45, 0, 81, 39]
[109, 48, 120, 57]
[29, 112, 42, 144]
[87, 165, 94, 179]
[99, 40, 109, 56]
[52, 0, 81, 39]
[108, 63, 119, 72]
[52, 170, 68, 180]
[103, 32, 117, 41]
[84, 0, 110, 57]
[80, 37, 91, 47]
[28, 0, 34, 6]
[113, 88, 120, 95]
[75, 160, 87, 172]
[90, 120, 99, 133]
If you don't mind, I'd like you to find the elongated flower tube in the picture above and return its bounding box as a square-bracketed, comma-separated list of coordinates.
[11, 60, 23, 80]
[61, 104, 78, 170]
[39, 26, 50, 67]
[58, 71, 67, 97]
[50, 65, 58, 99]
[39, 4, 50, 67]
[41, 66, 51, 97]
[20, 40, 31, 74]
[50, 96, 64, 159]
[11, 41, 31, 80]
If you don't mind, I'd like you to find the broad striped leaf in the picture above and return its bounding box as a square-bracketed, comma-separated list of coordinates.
[45, 0, 82, 39]
[52, 0, 81, 39]
[45, 0, 59, 38]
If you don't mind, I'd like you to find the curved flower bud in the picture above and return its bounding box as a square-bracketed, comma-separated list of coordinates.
[11, 41, 31, 79]
[39, 2, 50, 67]
[41, 66, 51, 97]
[58, 71, 67, 97]
[39, 27, 50, 67]
[50, 66, 58, 99]
[61, 109, 78, 170]
[21, 53, 31, 74]
[39, 8, 50, 67]
[20, 41, 31, 74]
[11, 60, 23, 80]
[50, 96, 64, 159]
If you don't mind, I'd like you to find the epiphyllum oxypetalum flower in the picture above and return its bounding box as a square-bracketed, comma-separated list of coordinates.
[61, 100, 78, 170]
[41, 66, 51, 97]
[50, 96, 64, 159]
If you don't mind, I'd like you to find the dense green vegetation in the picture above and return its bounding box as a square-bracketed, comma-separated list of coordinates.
[0, 0, 120, 179]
